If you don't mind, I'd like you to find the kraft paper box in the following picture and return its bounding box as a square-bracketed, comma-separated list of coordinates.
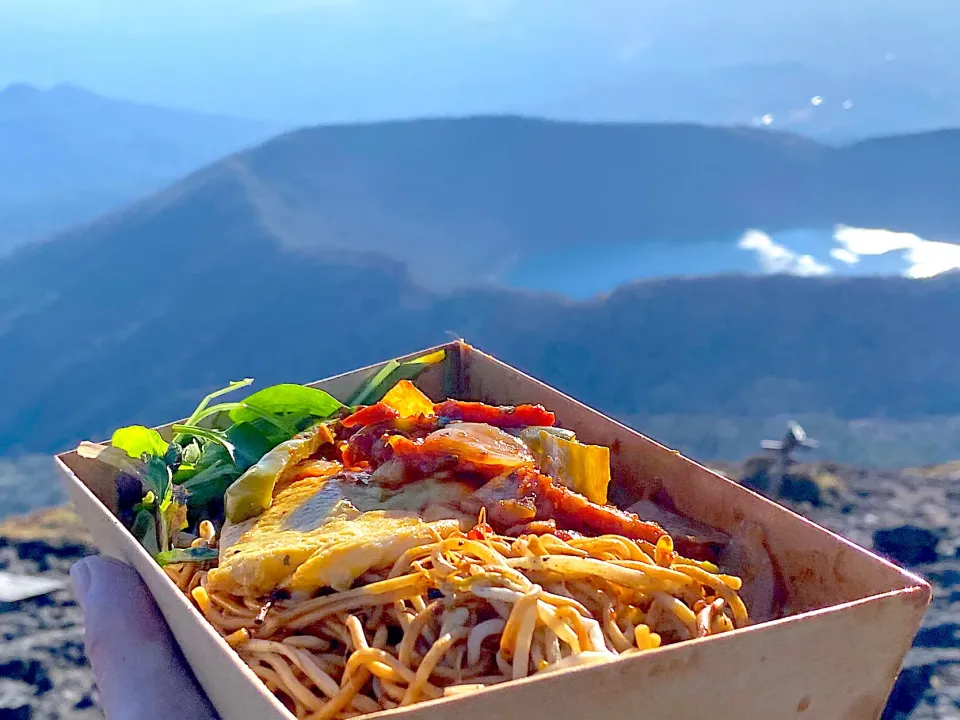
[56, 341, 930, 720]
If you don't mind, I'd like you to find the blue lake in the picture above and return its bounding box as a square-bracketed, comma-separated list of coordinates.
[505, 227, 955, 299]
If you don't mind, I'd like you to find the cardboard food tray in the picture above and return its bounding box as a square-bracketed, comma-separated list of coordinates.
[55, 341, 930, 720]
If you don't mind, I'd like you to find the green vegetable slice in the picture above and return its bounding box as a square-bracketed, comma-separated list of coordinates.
[224, 422, 336, 523]
[536, 431, 611, 505]
[155, 547, 219, 567]
[518, 426, 577, 456]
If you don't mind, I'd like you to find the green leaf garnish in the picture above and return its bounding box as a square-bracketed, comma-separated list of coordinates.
[181, 461, 238, 506]
[111, 426, 169, 459]
[225, 421, 285, 472]
[188, 401, 298, 437]
[182, 379, 254, 428]
[347, 350, 446, 406]
[142, 456, 173, 501]
[131, 510, 159, 556]
[155, 547, 219, 567]
[229, 385, 343, 425]
[348, 360, 400, 406]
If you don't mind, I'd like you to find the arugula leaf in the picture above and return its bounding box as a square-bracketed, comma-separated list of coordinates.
[131, 510, 159, 556]
[142, 456, 172, 501]
[348, 360, 400, 406]
[182, 378, 254, 428]
[188, 401, 298, 437]
[111, 426, 169, 459]
[226, 420, 284, 471]
[198, 441, 233, 470]
[229, 384, 343, 425]
[181, 461, 238, 506]
[131, 509, 152, 540]
[173, 378, 255, 446]
[174, 426, 270, 505]
[155, 547, 219, 567]
[347, 350, 446, 406]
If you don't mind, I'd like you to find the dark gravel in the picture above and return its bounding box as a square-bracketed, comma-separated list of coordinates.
[757, 463, 960, 720]
[0, 535, 100, 720]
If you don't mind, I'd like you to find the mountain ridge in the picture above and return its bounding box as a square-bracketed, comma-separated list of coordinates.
[0, 83, 280, 253]
[2, 116, 960, 456]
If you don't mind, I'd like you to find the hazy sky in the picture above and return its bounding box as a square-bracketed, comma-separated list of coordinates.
[1, 1, 956, 123]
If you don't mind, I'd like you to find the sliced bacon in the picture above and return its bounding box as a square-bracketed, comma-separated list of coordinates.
[433, 400, 555, 428]
[342, 402, 399, 429]
[516, 468, 668, 546]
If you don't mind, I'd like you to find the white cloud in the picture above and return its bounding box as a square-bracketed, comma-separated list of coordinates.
[738, 230, 832, 276]
[834, 226, 918, 255]
[830, 247, 859, 264]
[794, 255, 832, 275]
[833, 225, 960, 278]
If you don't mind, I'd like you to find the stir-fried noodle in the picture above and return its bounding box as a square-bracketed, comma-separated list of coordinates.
[167, 520, 746, 719]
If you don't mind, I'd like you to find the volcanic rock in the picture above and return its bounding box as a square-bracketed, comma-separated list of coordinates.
[874, 526, 941, 566]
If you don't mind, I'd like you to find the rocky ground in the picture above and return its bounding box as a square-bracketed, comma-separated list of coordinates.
[810, 466, 960, 720]
[0, 464, 958, 719]
[0, 508, 100, 719]
[711, 460, 960, 719]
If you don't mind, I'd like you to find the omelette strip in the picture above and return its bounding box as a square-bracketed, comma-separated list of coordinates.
[209, 469, 462, 596]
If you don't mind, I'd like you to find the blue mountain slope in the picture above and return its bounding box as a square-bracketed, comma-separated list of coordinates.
[0, 83, 280, 252]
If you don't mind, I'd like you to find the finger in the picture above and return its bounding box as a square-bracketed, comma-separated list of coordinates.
[71, 555, 218, 720]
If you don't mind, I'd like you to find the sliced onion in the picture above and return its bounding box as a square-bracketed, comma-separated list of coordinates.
[421, 423, 534, 469]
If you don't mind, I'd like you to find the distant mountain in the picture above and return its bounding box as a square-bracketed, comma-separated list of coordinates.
[5, 0, 960, 127]
[1, 117, 960, 459]
[0, 83, 280, 253]
[11, 115, 960, 288]
[533, 62, 960, 142]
